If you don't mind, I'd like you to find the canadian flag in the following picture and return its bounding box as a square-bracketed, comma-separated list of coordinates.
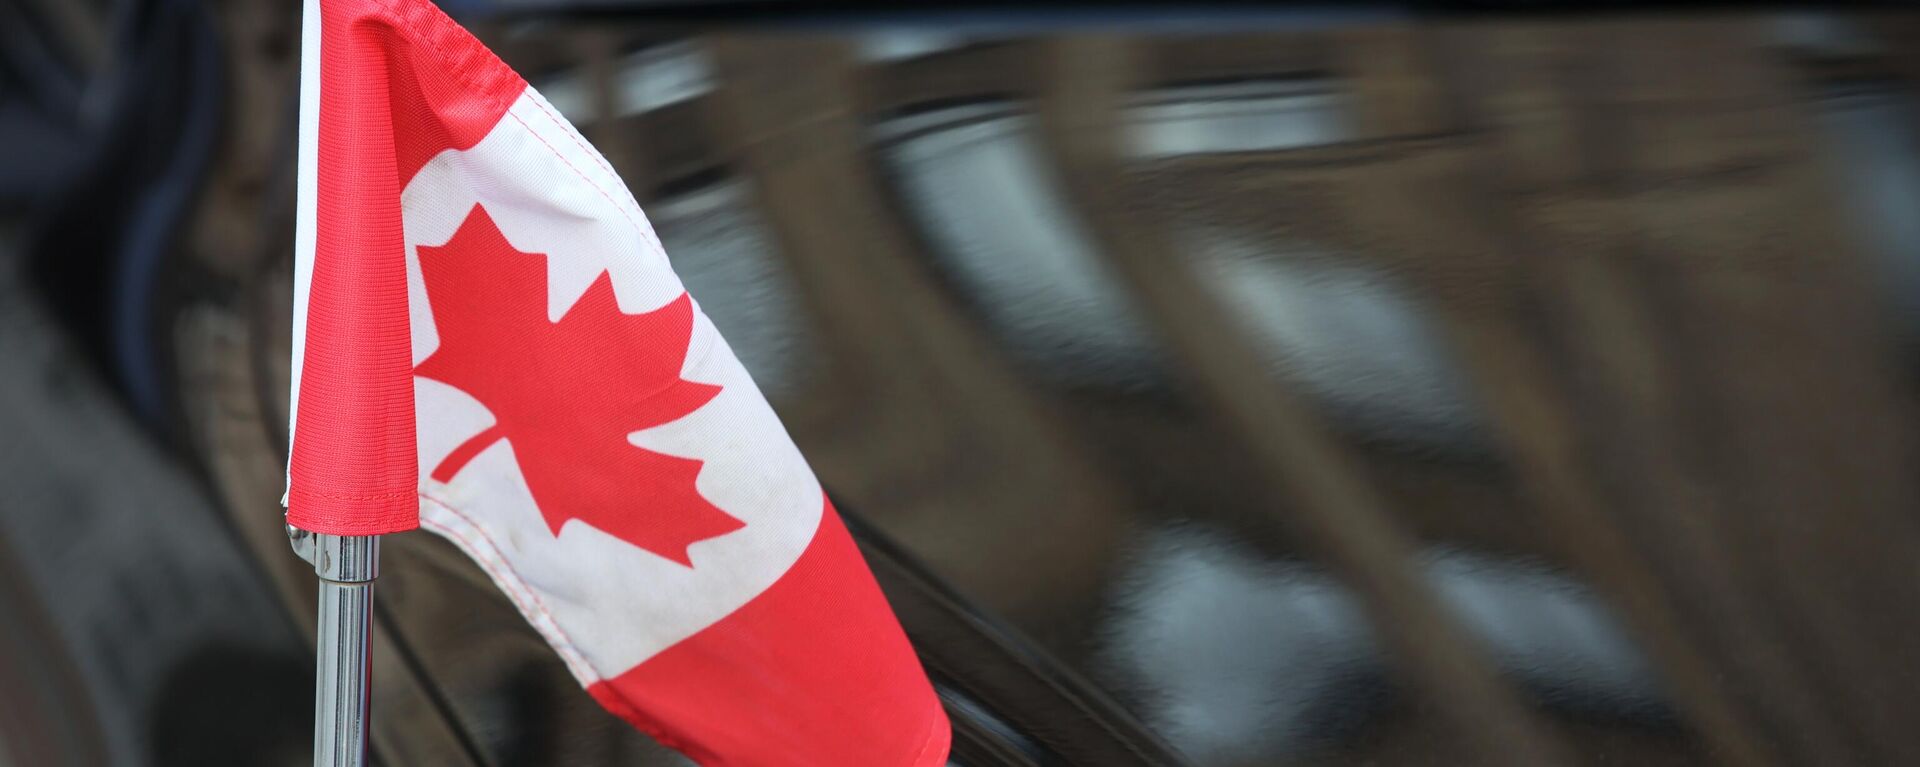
[284, 0, 951, 764]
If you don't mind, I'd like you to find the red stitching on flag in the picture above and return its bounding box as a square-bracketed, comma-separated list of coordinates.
[519, 90, 670, 264]
[299, 491, 421, 501]
[418, 492, 596, 674]
[908, 710, 945, 767]
[528, 94, 625, 196]
[504, 109, 666, 264]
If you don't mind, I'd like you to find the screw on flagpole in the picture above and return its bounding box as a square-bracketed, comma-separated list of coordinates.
[289, 524, 379, 767]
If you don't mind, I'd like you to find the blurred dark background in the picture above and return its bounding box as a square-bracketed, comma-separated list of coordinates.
[7, 1, 1920, 765]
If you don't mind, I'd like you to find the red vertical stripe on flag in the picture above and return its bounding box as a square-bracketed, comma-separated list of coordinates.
[289, 0, 525, 534]
[587, 500, 952, 767]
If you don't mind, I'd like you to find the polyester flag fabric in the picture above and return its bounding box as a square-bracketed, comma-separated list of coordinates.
[285, 1, 951, 763]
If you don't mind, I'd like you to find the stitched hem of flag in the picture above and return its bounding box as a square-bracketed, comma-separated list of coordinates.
[418, 492, 602, 687]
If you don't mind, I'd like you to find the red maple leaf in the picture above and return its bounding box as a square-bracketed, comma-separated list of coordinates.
[415, 204, 743, 566]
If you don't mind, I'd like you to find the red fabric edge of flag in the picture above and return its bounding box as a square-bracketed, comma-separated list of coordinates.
[288, 0, 526, 535]
[419, 490, 952, 766]
[582, 500, 952, 767]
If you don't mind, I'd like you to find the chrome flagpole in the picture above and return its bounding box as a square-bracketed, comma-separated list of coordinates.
[289, 526, 380, 767]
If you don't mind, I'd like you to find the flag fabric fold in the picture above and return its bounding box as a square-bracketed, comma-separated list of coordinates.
[287, 0, 950, 763]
